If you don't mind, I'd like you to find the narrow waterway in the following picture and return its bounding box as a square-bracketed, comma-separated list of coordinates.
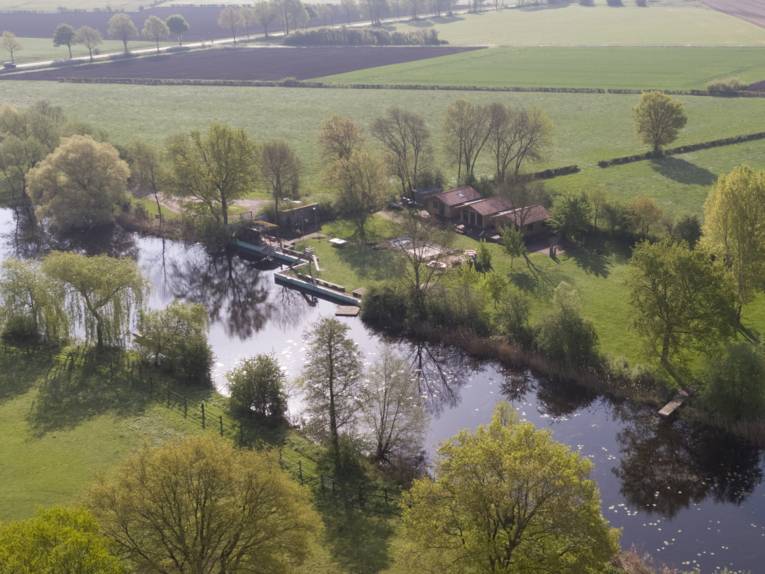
[1, 211, 764, 573]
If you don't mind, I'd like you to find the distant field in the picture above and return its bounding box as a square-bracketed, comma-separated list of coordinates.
[4, 46, 478, 81]
[8, 37, 170, 65]
[390, 4, 765, 46]
[323, 46, 765, 90]
[703, 0, 765, 29]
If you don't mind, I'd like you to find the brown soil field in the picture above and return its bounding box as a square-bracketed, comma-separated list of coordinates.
[703, 0, 765, 29]
[1, 46, 478, 82]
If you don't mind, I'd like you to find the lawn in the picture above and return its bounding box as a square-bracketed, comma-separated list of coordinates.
[0, 81, 763, 187]
[7, 37, 172, 65]
[322, 46, 765, 90]
[389, 4, 765, 46]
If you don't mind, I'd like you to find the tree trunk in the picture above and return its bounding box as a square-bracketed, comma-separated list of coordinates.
[122, 38, 128, 54]
[221, 194, 229, 226]
[67, 43, 72, 58]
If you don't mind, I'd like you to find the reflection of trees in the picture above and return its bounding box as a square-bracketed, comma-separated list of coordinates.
[613, 403, 762, 519]
[500, 370, 596, 417]
[48, 224, 138, 258]
[402, 341, 474, 415]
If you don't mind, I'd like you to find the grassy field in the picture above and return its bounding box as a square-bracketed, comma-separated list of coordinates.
[8, 37, 172, 65]
[390, 4, 765, 46]
[323, 46, 765, 90]
[0, 0, 145, 10]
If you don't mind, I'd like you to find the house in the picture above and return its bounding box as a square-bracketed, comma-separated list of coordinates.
[492, 204, 551, 236]
[457, 196, 514, 230]
[279, 202, 320, 234]
[425, 186, 481, 219]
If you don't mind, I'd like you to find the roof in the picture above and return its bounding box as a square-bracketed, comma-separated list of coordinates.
[432, 186, 481, 207]
[462, 196, 514, 217]
[493, 204, 551, 227]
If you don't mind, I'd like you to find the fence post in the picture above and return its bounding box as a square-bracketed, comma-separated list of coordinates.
[219, 416, 224, 437]
[183, 398, 187, 418]
[201, 402, 206, 429]
[239, 423, 243, 446]
[298, 460, 303, 485]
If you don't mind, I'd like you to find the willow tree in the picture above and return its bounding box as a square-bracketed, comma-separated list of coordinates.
[0, 258, 68, 344]
[42, 252, 145, 349]
[702, 165, 765, 318]
[389, 403, 619, 574]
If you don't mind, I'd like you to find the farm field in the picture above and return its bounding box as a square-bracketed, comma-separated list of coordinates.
[9, 37, 170, 65]
[3, 46, 479, 81]
[703, 0, 765, 28]
[389, 4, 765, 46]
[323, 46, 765, 90]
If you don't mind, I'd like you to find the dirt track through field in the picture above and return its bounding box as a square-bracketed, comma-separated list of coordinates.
[703, 0, 765, 28]
[0, 46, 479, 82]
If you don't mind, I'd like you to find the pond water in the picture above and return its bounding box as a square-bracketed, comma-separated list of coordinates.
[1, 209, 764, 573]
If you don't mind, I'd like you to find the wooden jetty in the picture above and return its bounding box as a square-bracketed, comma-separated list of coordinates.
[658, 390, 689, 418]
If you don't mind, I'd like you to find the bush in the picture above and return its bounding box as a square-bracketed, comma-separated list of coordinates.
[1, 315, 41, 346]
[671, 214, 702, 248]
[426, 268, 492, 337]
[707, 78, 747, 96]
[228, 355, 287, 422]
[703, 343, 765, 421]
[361, 284, 409, 333]
[500, 287, 533, 349]
[136, 301, 213, 386]
[474, 242, 492, 273]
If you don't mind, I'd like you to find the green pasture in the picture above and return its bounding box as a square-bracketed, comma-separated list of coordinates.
[389, 4, 765, 46]
[323, 46, 765, 90]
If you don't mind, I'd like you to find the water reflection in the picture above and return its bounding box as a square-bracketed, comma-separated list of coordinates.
[502, 370, 597, 418]
[403, 341, 473, 415]
[613, 403, 763, 519]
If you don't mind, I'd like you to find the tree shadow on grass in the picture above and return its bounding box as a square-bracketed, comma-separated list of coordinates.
[28, 347, 156, 436]
[650, 157, 717, 186]
[0, 345, 54, 403]
[509, 257, 566, 297]
[564, 243, 610, 278]
[336, 242, 405, 285]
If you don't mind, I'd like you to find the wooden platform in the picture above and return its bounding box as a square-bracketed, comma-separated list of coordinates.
[658, 390, 689, 417]
[335, 306, 360, 317]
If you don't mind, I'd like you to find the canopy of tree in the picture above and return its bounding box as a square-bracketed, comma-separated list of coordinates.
[633, 91, 687, 154]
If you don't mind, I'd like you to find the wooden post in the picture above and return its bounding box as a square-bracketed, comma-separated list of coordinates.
[219, 416, 224, 437]
[298, 460, 303, 485]
[183, 398, 187, 418]
[201, 402, 206, 429]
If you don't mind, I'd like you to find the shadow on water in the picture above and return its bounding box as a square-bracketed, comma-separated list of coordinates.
[612, 402, 763, 519]
[650, 157, 717, 186]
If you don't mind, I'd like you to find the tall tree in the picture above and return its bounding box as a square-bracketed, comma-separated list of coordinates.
[702, 165, 765, 317]
[260, 140, 301, 225]
[27, 135, 129, 232]
[330, 148, 389, 238]
[228, 354, 287, 421]
[107, 13, 138, 54]
[166, 123, 257, 227]
[142, 15, 169, 53]
[165, 14, 189, 45]
[1, 31, 21, 64]
[218, 6, 244, 43]
[487, 103, 551, 182]
[359, 345, 426, 464]
[319, 115, 364, 161]
[123, 140, 166, 229]
[90, 436, 321, 574]
[499, 224, 527, 270]
[302, 317, 362, 458]
[42, 252, 146, 349]
[443, 99, 491, 183]
[53, 23, 76, 59]
[371, 107, 431, 199]
[253, 1, 279, 38]
[390, 402, 619, 574]
[634, 91, 687, 155]
[74, 26, 102, 61]
[0, 507, 123, 574]
[628, 239, 736, 374]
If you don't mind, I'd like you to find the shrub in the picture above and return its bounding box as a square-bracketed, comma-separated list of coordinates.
[474, 242, 492, 273]
[671, 214, 702, 248]
[228, 355, 287, 422]
[703, 343, 765, 421]
[136, 301, 213, 386]
[1, 315, 41, 346]
[500, 287, 533, 349]
[426, 268, 492, 337]
[707, 78, 747, 96]
[361, 284, 409, 333]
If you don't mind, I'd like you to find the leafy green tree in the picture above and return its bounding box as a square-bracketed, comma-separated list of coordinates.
[551, 193, 592, 243]
[218, 6, 244, 42]
[628, 196, 663, 237]
[302, 317, 362, 459]
[0, 259, 68, 345]
[42, 252, 145, 349]
[703, 343, 765, 422]
[536, 282, 600, 370]
[260, 140, 301, 225]
[628, 239, 736, 372]
[671, 214, 702, 248]
[319, 115, 364, 161]
[474, 241, 492, 273]
[74, 25, 102, 61]
[136, 301, 212, 386]
[27, 135, 129, 231]
[166, 123, 257, 227]
[1, 31, 21, 64]
[634, 91, 687, 155]
[499, 224, 527, 270]
[330, 148, 389, 238]
[142, 15, 169, 53]
[107, 13, 138, 54]
[389, 402, 619, 574]
[702, 165, 765, 317]
[165, 14, 189, 45]
[0, 507, 123, 574]
[443, 99, 490, 183]
[90, 435, 321, 574]
[53, 24, 76, 59]
[228, 354, 287, 421]
[500, 285, 533, 348]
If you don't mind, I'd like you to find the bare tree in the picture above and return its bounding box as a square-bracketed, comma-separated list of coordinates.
[319, 115, 364, 161]
[260, 140, 301, 225]
[488, 103, 551, 182]
[443, 100, 491, 183]
[371, 107, 431, 200]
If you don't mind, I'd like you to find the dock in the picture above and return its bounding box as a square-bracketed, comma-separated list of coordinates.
[658, 390, 689, 418]
[336, 306, 360, 317]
